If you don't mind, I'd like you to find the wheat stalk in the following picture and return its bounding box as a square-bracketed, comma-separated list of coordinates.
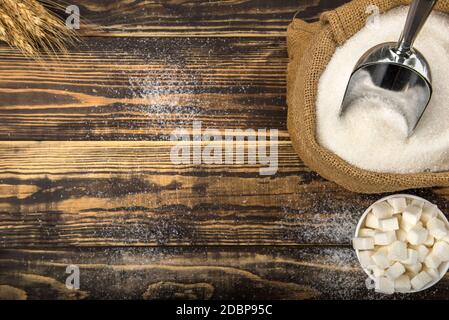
[0, 0, 77, 58]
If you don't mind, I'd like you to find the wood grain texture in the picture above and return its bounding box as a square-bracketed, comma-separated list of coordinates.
[0, 141, 354, 247]
[2, 0, 448, 301]
[0, 141, 448, 247]
[0, 37, 288, 141]
[58, 0, 350, 37]
[1, 247, 448, 300]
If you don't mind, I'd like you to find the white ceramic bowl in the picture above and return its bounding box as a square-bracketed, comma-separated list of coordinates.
[355, 194, 449, 293]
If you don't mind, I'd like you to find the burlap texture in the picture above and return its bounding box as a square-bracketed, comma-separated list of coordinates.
[287, 0, 449, 194]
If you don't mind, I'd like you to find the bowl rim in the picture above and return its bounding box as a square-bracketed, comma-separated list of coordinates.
[355, 193, 449, 293]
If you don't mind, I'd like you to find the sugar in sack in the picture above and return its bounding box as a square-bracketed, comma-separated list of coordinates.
[316, 7, 449, 174]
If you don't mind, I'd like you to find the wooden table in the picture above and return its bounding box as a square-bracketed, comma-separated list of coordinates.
[0, 0, 448, 300]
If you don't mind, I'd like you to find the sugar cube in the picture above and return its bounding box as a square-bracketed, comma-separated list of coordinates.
[412, 245, 429, 263]
[374, 231, 396, 246]
[358, 250, 375, 268]
[400, 249, 419, 266]
[407, 225, 428, 246]
[375, 277, 395, 294]
[368, 266, 385, 277]
[394, 274, 411, 293]
[442, 235, 449, 245]
[421, 204, 438, 224]
[385, 262, 406, 280]
[396, 229, 407, 242]
[388, 241, 407, 261]
[353, 237, 374, 250]
[387, 197, 407, 214]
[411, 271, 432, 291]
[359, 228, 376, 237]
[424, 234, 435, 247]
[355, 198, 447, 294]
[424, 267, 440, 280]
[427, 218, 448, 240]
[432, 241, 449, 262]
[376, 246, 389, 254]
[372, 250, 392, 269]
[400, 218, 416, 232]
[379, 217, 399, 231]
[438, 263, 447, 275]
[402, 205, 422, 225]
[372, 202, 393, 219]
[424, 254, 441, 269]
[411, 199, 425, 208]
[365, 213, 380, 229]
[405, 262, 422, 275]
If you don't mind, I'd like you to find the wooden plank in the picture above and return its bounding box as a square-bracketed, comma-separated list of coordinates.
[0, 141, 353, 247]
[0, 37, 288, 141]
[1, 141, 448, 247]
[1, 247, 448, 300]
[60, 0, 350, 37]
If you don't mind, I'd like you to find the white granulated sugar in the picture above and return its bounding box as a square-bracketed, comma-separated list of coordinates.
[316, 7, 449, 173]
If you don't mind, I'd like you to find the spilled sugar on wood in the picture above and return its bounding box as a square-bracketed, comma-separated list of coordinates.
[0, 140, 448, 247]
[1, 247, 448, 299]
[0, 38, 288, 141]
[0, 140, 360, 246]
[2, 0, 449, 300]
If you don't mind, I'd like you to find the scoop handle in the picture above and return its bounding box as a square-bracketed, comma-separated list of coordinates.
[397, 0, 437, 55]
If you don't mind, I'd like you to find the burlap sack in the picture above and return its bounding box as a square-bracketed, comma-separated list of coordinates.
[287, 0, 449, 194]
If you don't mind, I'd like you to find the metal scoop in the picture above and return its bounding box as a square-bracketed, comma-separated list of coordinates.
[340, 0, 437, 136]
